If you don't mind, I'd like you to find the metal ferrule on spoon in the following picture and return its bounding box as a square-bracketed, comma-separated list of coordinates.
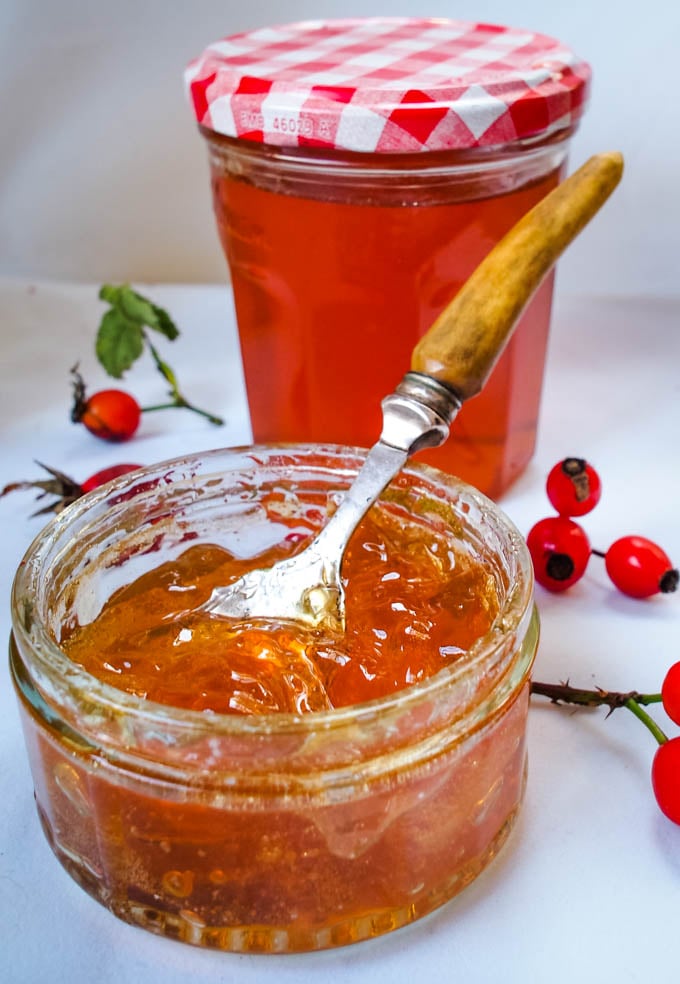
[203, 152, 624, 630]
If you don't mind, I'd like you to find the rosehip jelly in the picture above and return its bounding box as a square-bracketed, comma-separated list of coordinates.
[11, 448, 537, 951]
[187, 18, 590, 498]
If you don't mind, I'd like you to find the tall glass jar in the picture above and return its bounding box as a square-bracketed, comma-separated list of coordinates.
[11, 445, 537, 952]
[187, 18, 591, 498]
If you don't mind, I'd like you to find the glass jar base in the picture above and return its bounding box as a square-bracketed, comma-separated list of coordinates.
[13, 448, 537, 955]
[42, 798, 523, 953]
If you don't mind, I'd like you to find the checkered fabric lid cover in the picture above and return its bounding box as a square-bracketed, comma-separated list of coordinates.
[185, 18, 590, 153]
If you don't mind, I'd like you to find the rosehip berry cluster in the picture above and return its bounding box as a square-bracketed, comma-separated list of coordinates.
[527, 457, 678, 598]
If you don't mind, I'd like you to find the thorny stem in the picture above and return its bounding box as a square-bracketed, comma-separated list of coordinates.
[141, 335, 224, 425]
[530, 680, 668, 745]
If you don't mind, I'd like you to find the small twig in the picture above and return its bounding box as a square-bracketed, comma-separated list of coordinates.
[530, 680, 667, 744]
[530, 680, 662, 710]
[142, 335, 224, 425]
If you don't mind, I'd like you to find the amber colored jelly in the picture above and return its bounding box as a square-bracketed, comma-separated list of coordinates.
[10, 448, 538, 951]
[207, 138, 567, 498]
[61, 503, 499, 713]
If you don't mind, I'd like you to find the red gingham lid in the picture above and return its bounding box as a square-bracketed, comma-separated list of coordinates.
[185, 18, 590, 153]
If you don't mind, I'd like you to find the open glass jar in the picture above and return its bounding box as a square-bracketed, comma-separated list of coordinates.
[10, 445, 537, 952]
[187, 18, 590, 497]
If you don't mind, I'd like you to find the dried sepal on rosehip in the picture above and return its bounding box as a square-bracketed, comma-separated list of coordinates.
[546, 457, 602, 517]
[526, 516, 591, 592]
[0, 461, 141, 514]
[603, 536, 678, 599]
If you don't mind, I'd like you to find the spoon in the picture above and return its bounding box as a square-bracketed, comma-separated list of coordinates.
[203, 152, 624, 631]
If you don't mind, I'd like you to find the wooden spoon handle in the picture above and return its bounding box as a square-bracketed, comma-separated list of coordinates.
[410, 152, 624, 401]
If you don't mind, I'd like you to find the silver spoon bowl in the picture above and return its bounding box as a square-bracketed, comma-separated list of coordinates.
[201, 373, 459, 631]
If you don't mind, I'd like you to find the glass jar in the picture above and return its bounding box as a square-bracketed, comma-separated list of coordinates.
[11, 445, 538, 952]
[187, 18, 590, 498]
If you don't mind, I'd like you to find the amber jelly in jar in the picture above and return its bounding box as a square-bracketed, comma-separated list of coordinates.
[187, 17, 591, 498]
[10, 445, 538, 952]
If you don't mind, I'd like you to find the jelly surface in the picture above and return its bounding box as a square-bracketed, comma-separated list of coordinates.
[62, 504, 498, 714]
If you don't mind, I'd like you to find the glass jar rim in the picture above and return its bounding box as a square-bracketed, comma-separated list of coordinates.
[11, 443, 535, 740]
[201, 124, 573, 171]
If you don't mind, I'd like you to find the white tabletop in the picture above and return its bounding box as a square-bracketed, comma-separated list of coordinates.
[1, 280, 678, 983]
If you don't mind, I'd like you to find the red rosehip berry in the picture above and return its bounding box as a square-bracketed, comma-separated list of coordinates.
[661, 662, 680, 727]
[526, 516, 591, 592]
[604, 536, 679, 598]
[71, 367, 141, 442]
[75, 389, 141, 442]
[546, 457, 602, 517]
[80, 463, 142, 493]
[651, 737, 680, 825]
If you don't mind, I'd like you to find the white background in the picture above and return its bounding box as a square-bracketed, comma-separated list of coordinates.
[1, 0, 679, 295]
[1, 2, 680, 983]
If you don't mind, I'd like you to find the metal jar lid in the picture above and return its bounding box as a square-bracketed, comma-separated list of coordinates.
[185, 17, 590, 153]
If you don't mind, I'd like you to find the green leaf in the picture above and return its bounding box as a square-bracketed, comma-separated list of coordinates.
[99, 284, 180, 341]
[148, 301, 180, 340]
[99, 284, 122, 305]
[96, 309, 144, 378]
[118, 287, 162, 329]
